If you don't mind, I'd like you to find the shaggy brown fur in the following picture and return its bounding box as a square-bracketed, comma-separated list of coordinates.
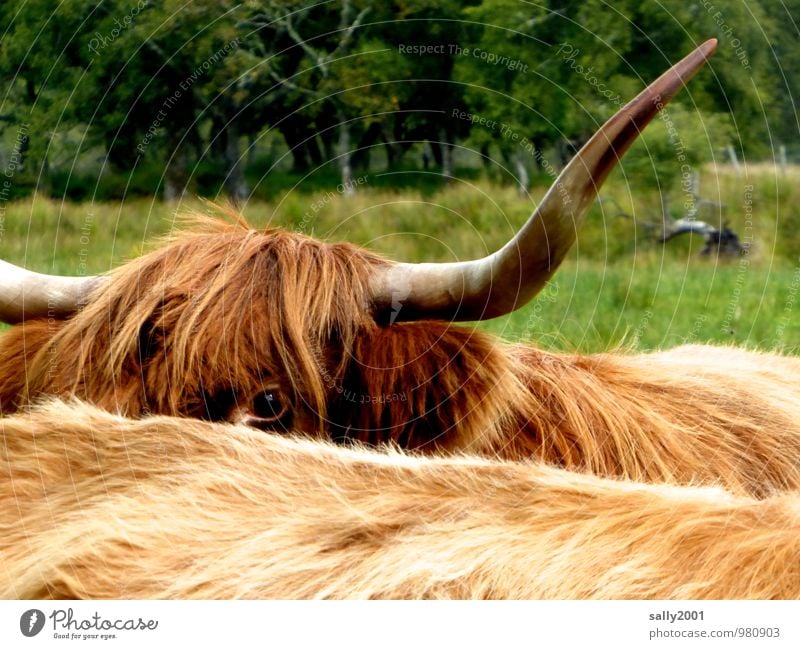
[2, 400, 800, 599]
[2, 218, 800, 496]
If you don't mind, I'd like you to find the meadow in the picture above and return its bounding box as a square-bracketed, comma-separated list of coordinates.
[3, 163, 800, 354]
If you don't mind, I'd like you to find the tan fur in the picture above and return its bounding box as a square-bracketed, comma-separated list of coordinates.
[2, 400, 799, 599]
[1, 218, 800, 496]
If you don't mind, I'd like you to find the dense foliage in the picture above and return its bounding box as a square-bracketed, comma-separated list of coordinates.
[0, 0, 796, 200]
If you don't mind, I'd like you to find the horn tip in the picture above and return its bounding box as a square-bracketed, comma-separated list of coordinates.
[700, 38, 718, 58]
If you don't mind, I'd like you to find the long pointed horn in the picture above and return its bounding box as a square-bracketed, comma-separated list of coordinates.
[370, 39, 717, 323]
[0, 260, 101, 324]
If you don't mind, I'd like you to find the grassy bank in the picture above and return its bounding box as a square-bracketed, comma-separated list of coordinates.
[2, 164, 799, 353]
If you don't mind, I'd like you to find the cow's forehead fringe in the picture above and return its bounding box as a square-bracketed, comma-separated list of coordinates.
[32, 215, 386, 420]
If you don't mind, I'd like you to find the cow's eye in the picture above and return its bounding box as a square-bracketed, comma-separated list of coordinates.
[252, 389, 289, 422]
[229, 385, 294, 432]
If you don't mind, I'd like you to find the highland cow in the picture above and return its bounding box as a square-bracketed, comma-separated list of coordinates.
[2, 40, 800, 498]
[2, 400, 800, 599]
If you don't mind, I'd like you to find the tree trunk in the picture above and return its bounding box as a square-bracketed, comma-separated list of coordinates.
[530, 136, 546, 171]
[479, 143, 491, 170]
[39, 149, 51, 196]
[556, 138, 577, 169]
[430, 139, 443, 167]
[439, 128, 453, 178]
[163, 170, 185, 201]
[660, 192, 670, 237]
[163, 141, 189, 202]
[247, 135, 258, 166]
[351, 144, 370, 173]
[395, 140, 414, 165]
[727, 144, 741, 173]
[338, 120, 354, 196]
[31, 132, 52, 195]
[279, 124, 310, 173]
[306, 136, 324, 167]
[352, 123, 381, 171]
[512, 153, 529, 196]
[382, 125, 400, 171]
[383, 137, 396, 170]
[319, 128, 336, 162]
[222, 121, 249, 202]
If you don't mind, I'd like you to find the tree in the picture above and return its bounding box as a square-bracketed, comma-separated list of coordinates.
[245, 0, 407, 193]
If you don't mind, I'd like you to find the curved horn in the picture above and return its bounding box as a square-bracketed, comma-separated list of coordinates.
[0, 260, 101, 324]
[370, 39, 718, 323]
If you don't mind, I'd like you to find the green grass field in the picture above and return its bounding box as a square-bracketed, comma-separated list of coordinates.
[3, 164, 800, 353]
